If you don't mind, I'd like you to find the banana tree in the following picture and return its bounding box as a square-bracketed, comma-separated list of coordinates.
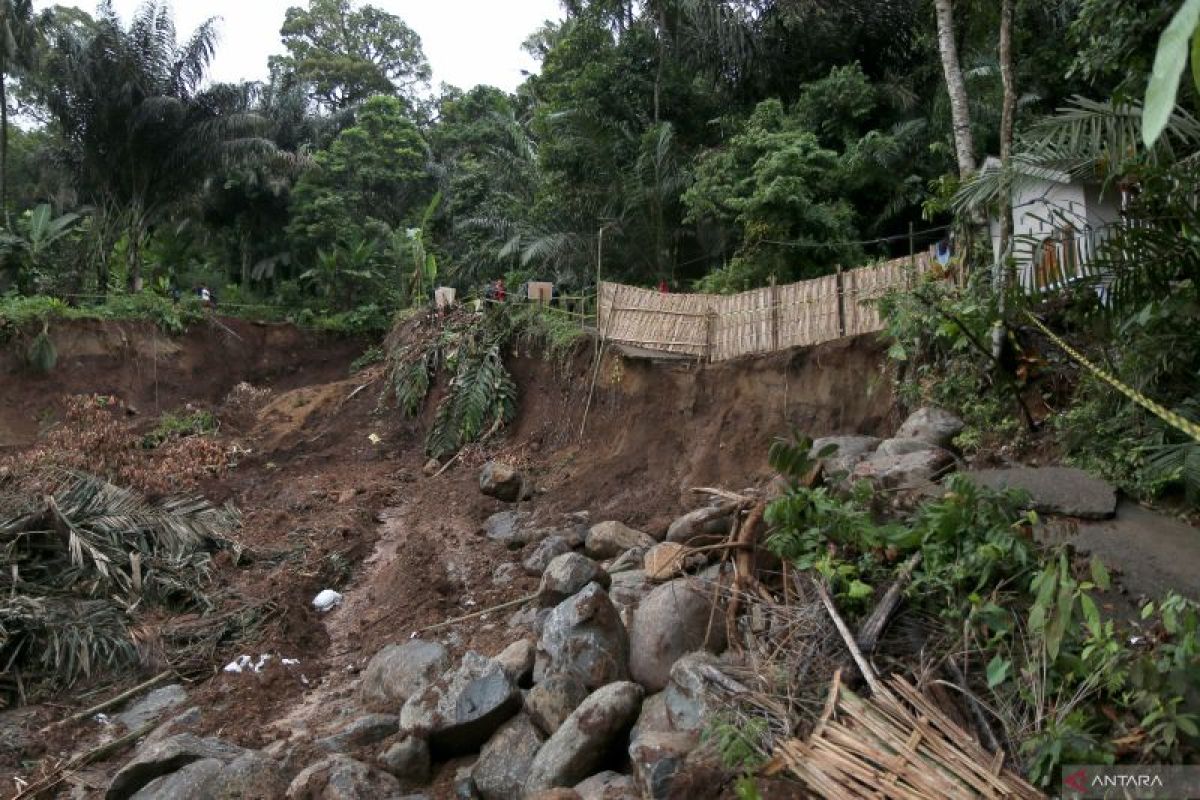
[404, 191, 441, 306]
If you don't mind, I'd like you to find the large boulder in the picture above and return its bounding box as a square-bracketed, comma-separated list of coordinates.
[630, 692, 673, 742]
[644, 543, 702, 582]
[524, 536, 573, 575]
[399, 652, 521, 757]
[359, 640, 450, 711]
[480, 461, 525, 502]
[534, 583, 629, 689]
[575, 771, 639, 800]
[629, 731, 699, 800]
[128, 759, 223, 800]
[495, 638, 536, 685]
[287, 755, 402, 799]
[316, 714, 400, 752]
[524, 682, 645, 793]
[664, 505, 735, 546]
[525, 673, 590, 735]
[107, 734, 245, 800]
[895, 407, 964, 448]
[606, 547, 646, 575]
[810, 435, 882, 475]
[875, 437, 939, 458]
[608, 570, 651, 630]
[484, 510, 542, 549]
[585, 522, 656, 559]
[852, 447, 957, 490]
[628, 578, 726, 692]
[962, 467, 1118, 520]
[539, 553, 611, 606]
[116, 684, 187, 731]
[473, 714, 545, 800]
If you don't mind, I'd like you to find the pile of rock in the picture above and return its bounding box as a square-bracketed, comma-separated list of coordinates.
[812, 406, 965, 490]
[104, 492, 743, 800]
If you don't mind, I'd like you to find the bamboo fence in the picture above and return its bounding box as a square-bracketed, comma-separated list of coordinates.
[597, 254, 929, 362]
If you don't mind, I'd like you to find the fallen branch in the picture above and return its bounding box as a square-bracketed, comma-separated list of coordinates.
[855, 552, 922, 656]
[13, 718, 159, 799]
[809, 577, 885, 697]
[690, 487, 753, 504]
[941, 658, 1004, 754]
[43, 671, 175, 732]
[411, 592, 538, 635]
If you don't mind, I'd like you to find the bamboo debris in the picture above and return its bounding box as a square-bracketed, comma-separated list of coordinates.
[767, 674, 1044, 800]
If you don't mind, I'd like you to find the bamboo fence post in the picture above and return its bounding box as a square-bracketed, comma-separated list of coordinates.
[835, 265, 847, 338]
[770, 275, 779, 352]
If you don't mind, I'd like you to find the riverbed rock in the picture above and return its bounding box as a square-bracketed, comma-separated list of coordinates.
[630, 692, 673, 742]
[399, 652, 521, 757]
[495, 638, 536, 685]
[644, 542, 702, 581]
[524, 536, 573, 575]
[107, 734, 246, 800]
[664, 505, 735, 546]
[963, 466, 1118, 519]
[484, 510, 539, 548]
[574, 771, 639, 800]
[875, 436, 939, 457]
[316, 714, 400, 752]
[116, 684, 188, 731]
[606, 547, 645, 575]
[359, 640, 450, 711]
[127, 759, 223, 800]
[480, 461, 525, 502]
[535, 583, 629, 689]
[525, 673, 590, 735]
[377, 735, 430, 785]
[628, 578, 726, 692]
[585, 521, 656, 559]
[810, 435, 882, 475]
[852, 447, 957, 490]
[629, 730, 699, 800]
[895, 407, 964, 447]
[523, 682, 645, 793]
[539, 553, 611, 606]
[474, 714, 545, 800]
[662, 653, 722, 733]
[287, 754, 402, 799]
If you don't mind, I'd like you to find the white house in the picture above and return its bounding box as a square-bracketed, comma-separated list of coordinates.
[983, 156, 1123, 293]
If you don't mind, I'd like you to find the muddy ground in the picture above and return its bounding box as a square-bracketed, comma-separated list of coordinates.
[0, 316, 896, 797]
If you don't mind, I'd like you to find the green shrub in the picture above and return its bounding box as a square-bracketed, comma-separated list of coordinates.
[141, 409, 219, 448]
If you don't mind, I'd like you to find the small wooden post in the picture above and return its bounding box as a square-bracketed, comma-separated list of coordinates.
[706, 307, 717, 363]
[835, 265, 847, 338]
[908, 220, 916, 289]
[770, 275, 779, 352]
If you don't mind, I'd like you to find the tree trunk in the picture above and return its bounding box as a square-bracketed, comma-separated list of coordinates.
[934, 0, 976, 179]
[996, 0, 1017, 282]
[127, 209, 144, 293]
[1, 74, 9, 227]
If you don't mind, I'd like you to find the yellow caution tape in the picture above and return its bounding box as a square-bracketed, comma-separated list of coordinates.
[1023, 310, 1200, 444]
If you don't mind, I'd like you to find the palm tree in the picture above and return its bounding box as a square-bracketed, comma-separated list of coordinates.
[0, 0, 37, 224]
[38, 1, 273, 292]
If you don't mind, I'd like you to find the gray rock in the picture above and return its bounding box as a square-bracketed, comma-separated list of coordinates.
[606, 547, 645, 575]
[574, 771, 639, 800]
[455, 764, 479, 800]
[629, 731, 699, 800]
[644, 543, 703, 582]
[484, 510, 534, 548]
[287, 754, 402, 799]
[608, 570, 651, 630]
[508, 605, 553, 635]
[539, 553, 611, 606]
[377, 735, 430, 785]
[142, 706, 202, 748]
[630, 692, 673, 742]
[534, 583, 629, 689]
[628, 578, 726, 692]
[474, 715, 545, 800]
[316, 714, 400, 752]
[495, 638, 536, 685]
[207, 751, 289, 799]
[399, 651, 521, 757]
[525, 673, 590, 735]
[852, 447, 957, 490]
[896, 407, 964, 447]
[810, 435, 882, 475]
[129, 758, 223, 800]
[585, 522, 656, 559]
[107, 734, 245, 800]
[524, 536, 572, 575]
[875, 437, 939, 457]
[664, 505, 735, 546]
[963, 467, 1118, 520]
[524, 682, 645, 793]
[117, 684, 187, 731]
[359, 640, 450, 712]
[663, 653, 722, 733]
[480, 461, 525, 502]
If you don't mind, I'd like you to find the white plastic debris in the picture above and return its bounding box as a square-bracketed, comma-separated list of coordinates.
[281, 658, 300, 666]
[94, 713, 112, 725]
[368, 433, 382, 444]
[253, 654, 272, 672]
[224, 654, 253, 673]
[224, 653, 278, 674]
[312, 589, 343, 612]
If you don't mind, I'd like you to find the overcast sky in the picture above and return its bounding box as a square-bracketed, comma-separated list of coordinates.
[34, 0, 563, 93]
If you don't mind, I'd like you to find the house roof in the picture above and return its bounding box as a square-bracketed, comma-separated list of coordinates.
[982, 155, 1075, 186]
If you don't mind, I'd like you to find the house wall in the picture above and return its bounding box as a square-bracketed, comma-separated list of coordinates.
[991, 178, 1088, 264]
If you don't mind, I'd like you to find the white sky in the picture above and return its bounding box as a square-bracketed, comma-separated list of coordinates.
[34, 0, 563, 93]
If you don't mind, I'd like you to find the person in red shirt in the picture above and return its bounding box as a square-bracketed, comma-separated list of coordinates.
[496, 278, 506, 302]
[658, 279, 669, 293]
